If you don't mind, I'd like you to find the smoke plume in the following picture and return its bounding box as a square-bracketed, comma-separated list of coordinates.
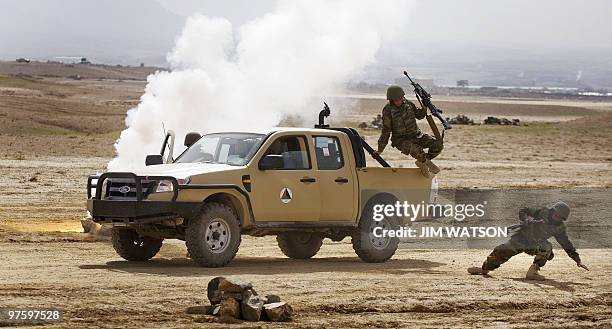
[108, 0, 415, 171]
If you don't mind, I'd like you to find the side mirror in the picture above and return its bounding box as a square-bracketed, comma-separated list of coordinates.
[145, 154, 164, 166]
[258, 155, 284, 170]
[184, 132, 201, 147]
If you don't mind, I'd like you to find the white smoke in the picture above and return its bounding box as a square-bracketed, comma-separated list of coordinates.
[108, 0, 415, 171]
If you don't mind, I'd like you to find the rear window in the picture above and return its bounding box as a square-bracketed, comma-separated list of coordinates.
[313, 136, 344, 170]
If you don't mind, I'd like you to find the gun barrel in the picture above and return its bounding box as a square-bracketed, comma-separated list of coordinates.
[403, 71, 415, 84]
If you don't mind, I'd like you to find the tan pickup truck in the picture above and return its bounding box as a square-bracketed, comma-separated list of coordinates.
[87, 112, 436, 267]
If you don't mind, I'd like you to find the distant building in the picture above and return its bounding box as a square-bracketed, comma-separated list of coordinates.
[394, 77, 435, 88]
[79, 57, 91, 64]
[16, 58, 30, 63]
[457, 80, 469, 87]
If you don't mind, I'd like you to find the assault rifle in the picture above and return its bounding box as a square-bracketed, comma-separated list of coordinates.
[403, 71, 451, 139]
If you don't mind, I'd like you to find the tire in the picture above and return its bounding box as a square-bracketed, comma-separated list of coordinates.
[111, 228, 163, 261]
[352, 201, 400, 263]
[277, 232, 324, 259]
[185, 202, 241, 267]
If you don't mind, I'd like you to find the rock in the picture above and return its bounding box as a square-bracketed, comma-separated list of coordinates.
[484, 116, 520, 126]
[210, 305, 221, 316]
[185, 305, 211, 314]
[241, 290, 264, 321]
[219, 298, 241, 319]
[207, 277, 226, 304]
[265, 294, 281, 304]
[80, 218, 111, 237]
[264, 302, 293, 322]
[212, 290, 243, 302]
[218, 315, 242, 324]
[218, 278, 253, 293]
[81, 218, 96, 233]
[447, 114, 475, 125]
[484, 116, 500, 125]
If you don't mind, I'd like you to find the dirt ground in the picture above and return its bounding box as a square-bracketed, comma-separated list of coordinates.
[1, 238, 611, 328]
[1, 64, 611, 328]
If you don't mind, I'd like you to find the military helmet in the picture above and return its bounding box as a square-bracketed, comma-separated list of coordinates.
[549, 201, 570, 221]
[386, 85, 405, 100]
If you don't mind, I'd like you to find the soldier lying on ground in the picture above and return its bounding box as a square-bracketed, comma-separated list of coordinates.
[468, 201, 590, 280]
[375, 85, 443, 178]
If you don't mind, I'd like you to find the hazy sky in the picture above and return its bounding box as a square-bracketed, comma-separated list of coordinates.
[157, 0, 612, 51]
[1, 0, 610, 86]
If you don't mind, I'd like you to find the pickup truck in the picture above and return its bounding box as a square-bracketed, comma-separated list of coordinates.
[87, 111, 436, 267]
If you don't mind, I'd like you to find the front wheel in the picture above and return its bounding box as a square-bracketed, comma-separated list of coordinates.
[185, 203, 241, 267]
[111, 228, 163, 261]
[277, 232, 324, 259]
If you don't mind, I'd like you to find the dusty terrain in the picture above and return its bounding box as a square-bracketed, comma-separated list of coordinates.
[2, 238, 611, 328]
[1, 62, 611, 328]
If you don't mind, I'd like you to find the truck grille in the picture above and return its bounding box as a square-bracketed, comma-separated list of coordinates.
[103, 178, 156, 200]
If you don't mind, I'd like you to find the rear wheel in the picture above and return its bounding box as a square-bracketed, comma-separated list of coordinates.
[111, 228, 163, 261]
[186, 203, 241, 267]
[277, 232, 324, 259]
[352, 202, 400, 263]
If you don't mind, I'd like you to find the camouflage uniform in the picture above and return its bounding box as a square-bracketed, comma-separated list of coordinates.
[481, 207, 580, 271]
[377, 100, 443, 162]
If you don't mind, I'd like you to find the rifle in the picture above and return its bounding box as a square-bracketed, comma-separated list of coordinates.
[507, 215, 544, 232]
[403, 71, 451, 139]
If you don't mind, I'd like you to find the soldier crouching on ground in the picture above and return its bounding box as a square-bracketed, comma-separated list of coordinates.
[468, 201, 590, 280]
[376, 85, 443, 178]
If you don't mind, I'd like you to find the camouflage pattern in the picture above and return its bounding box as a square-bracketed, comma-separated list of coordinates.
[377, 99, 443, 161]
[483, 238, 554, 271]
[386, 85, 405, 100]
[481, 206, 580, 271]
[396, 134, 443, 163]
[378, 100, 422, 147]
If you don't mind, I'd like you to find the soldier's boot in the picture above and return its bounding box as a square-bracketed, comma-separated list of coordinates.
[415, 160, 432, 178]
[467, 266, 489, 275]
[525, 264, 546, 280]
[425, 160, 440, 175]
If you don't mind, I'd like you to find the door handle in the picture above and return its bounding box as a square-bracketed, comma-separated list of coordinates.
[300, 177, 316, 183]
[334, 177, 349, 183]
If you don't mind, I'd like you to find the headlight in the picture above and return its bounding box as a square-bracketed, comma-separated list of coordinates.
[100, 179, 109, 199]
[155, 180, 174, 193]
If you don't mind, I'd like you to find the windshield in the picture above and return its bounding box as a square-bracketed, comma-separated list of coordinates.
[175, 133, 265, 166]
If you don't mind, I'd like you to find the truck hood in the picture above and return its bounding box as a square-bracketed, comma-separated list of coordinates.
[133, 163, 241, 179]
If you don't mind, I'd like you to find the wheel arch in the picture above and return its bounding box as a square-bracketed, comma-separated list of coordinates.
[203, 192, 247, 227]
[359, 192, 400, 220]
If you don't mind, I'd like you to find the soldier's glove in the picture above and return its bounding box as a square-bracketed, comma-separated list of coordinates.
[577, 262, 590, 271]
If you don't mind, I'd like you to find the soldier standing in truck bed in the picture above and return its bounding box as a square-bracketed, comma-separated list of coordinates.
[468, 201, 590, 280]
[376, 85, 443, 178]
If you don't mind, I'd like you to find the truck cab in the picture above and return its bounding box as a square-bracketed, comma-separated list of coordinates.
[87, 114, 436, 267]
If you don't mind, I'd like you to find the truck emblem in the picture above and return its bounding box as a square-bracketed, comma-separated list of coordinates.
[118, 186, 131, 194]
[280, 187, 292, 204]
